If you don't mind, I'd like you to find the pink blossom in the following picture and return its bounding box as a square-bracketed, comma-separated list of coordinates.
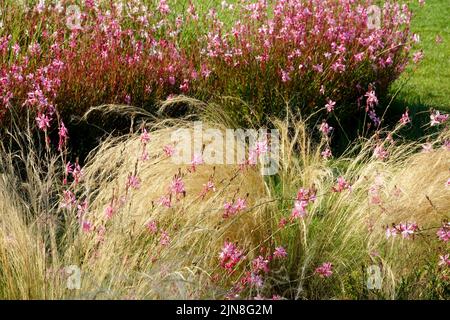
[77, 199, 89, 217]
[430, 111, 448, 126]
[373, 145, 389, 161]
[365, 90, 378, 109]
[321, 147, 332, 160]
[140, 128, 151, 145]
[252, 256, 270, 274]
[399, 110, 410, 125]
[36, 113, 51, 131]
[159, 195, 172, 208]
[61, 190, 76, 209]
[159, 231, 170, 246]
[385, 226, 398, 239]
[325, 99, 336, 113]
[296, 187, 317, 203]
[332, 176, 351, 192]
[315, 262, 333, 278]
[157, 0, 170, 15]
[82, 220, 93, 233]
[72, 163, 84, 184]
[436, 224, 450, 242]
[190, 154, 204, 172]
[127, 175, 141, 190]
[219, 241, 245, 273]
[249, 273, 264, 288]
[163, 145, 175, 157]
[273, 246, 287, 259]
[291, 200, 308, 219]
[319, 121, 333, 136]
[248, 140, 268, 164]
[146, 221, 158, 234]
[58, 121, 69, 151]
[200, 180, 216, 198]
[223, 198, 247, 218]
[397, 222, 419, 239]
[170, 177, 185, 195]
[412, 51, 424, 64]
[104, 205, 115, 219]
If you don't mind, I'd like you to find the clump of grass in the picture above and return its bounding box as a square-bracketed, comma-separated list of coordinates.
[0, 101, 448, 299]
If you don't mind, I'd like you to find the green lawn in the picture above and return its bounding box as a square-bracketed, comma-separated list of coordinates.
[393, 0, 450, 112]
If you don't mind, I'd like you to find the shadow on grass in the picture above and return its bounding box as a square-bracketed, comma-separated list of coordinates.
[383, 95, 445, 141]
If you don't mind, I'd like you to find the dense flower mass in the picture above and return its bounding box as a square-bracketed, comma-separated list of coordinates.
[0, 0, 414, 133]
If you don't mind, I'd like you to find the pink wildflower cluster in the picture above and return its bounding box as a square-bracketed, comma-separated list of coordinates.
[430, 111, 449, 126]
[315, 262, 333, 278]
[219, 241, 246, 273]
[0, 0, 414, 136]
[332, 176, 351, 193]
[291, 187, 317, 219]
[223, 198, 247, 219]
[436, 223, 450, 242]
[200, 0, 413, 116]
[386, 222, 419, 239]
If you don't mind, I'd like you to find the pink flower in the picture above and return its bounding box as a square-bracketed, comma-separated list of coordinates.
[223, 198, 247, 218]
[248, 140, 268, 164]
[365, 90, 378, 109]
[412, 51, 424, 64]
[36, 113, 51, 131]
[325, 99, 336, 113]
[77, 199, 89, 218]
[273, 246, 287, 259]
[163, 145, 175, 157]
[127, 175, 141, 190]
[252, 256, 270, 273]
[249, 273, 264, 288]
[315, 262, 333, 278]
[140, 128, 151, 145]
[296, 187, 317, 203]
[291, 200, 308, 219]
[61, 190, 76, 209]
[58, 121, 69, 151]
[373, 145, 389, 160]
[430, 111, 448, 126]
[146, 220, 158, 234]
[319, 121, 333, 136]
[157, 0, 170, 15]
[104, 205, 115, 219]
[170, 176, 185, 195]
[385, 227, 398, 239]
[399, 110, 410, 125]
[398, 222, 419, 239]
[200, 180, 216, 198]
[159, 195, 172, 208]
[159, 231, 170, 246]
[190, 153, 204, 172]
[219, 241, 245, 273]
[82, 220, 93, 233]
[72, 163, 84, 185]
[281, 69, 291, 83]
[332, 176, 351, 192]
[321, 147, 332, 160]
[436, 224, 450, 242]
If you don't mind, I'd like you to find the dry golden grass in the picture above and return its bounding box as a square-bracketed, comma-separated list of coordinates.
[0, 114, 448, 299]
